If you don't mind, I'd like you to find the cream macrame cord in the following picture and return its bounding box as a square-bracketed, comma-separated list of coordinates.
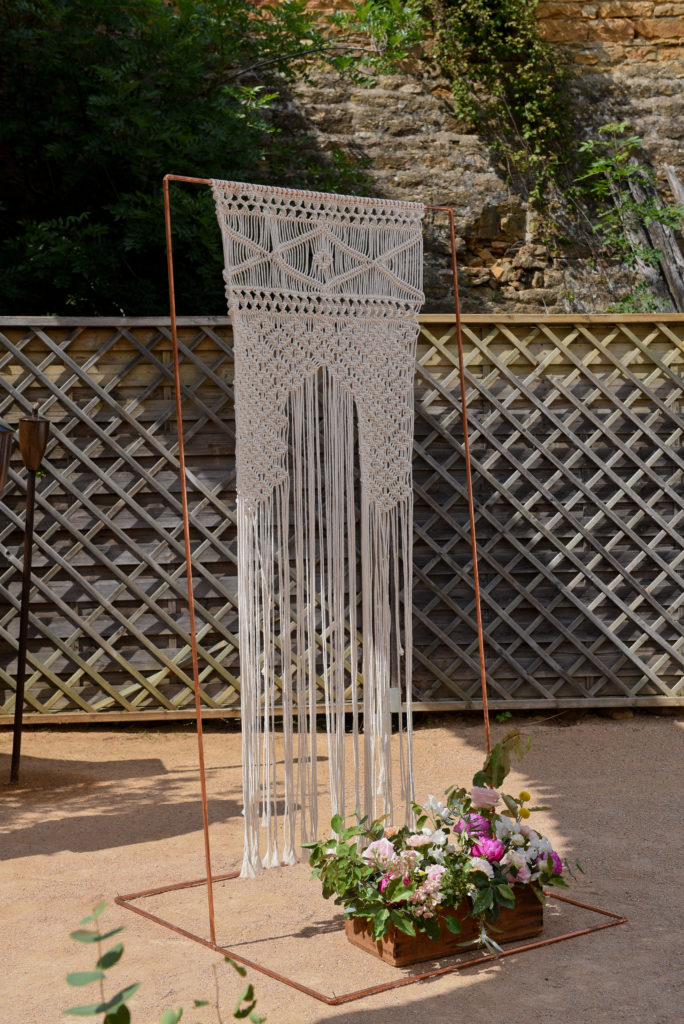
[212, 181, 425, 878]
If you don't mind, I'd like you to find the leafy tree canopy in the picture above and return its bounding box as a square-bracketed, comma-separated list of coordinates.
[0, 0, 425, 314]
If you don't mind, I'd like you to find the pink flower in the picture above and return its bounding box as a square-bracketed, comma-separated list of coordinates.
[405, 833, 432, 848]
[517, 864, 531, 884]
[379, 875, 390, 893]
[426, 864, 446, 884]
[469, 786, 501, 809]
[471, 837, 505, 862]
[454, 813, 491, 836]
[362, 837, 397, 864]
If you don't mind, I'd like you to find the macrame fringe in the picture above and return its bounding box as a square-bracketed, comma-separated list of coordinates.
[238, 370, 415, 877]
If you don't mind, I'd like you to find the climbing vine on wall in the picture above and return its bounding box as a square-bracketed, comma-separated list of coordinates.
[433, 0, 570, 206]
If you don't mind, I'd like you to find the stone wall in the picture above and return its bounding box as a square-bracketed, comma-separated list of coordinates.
[277, 1, 684, 312]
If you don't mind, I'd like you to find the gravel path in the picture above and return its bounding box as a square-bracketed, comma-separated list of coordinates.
[2, 712, 681, 1024]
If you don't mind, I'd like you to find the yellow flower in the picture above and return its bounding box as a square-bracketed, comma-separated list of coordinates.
[519, 806, 531, 819]
[519, 790, 531, 802]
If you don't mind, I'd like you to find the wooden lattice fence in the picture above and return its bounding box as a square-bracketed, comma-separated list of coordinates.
[0, 315, 682, 722]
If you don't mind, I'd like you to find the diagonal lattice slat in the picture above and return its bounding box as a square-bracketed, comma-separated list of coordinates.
[0, 315, 682, 721]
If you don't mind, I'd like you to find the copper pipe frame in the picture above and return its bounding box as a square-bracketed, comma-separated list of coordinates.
[116, 177, 625, 1005]
[115, 879, 627, 1006]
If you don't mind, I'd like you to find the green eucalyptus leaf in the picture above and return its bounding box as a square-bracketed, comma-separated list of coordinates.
[193, 1001, 210, 1008]
[64, 1002, 106, 1016]
[69, 929, 101, 944]
[159, 1010, 183, 1024]
[497, 883, 515, 901]
[248, 1013, 265, 1024]
[104, 1006, 130, 1024]
[99, 983, 141, 1014]
[234, 982, 257, 1020]
[97, 944, 124, 971]
[331, 813, 343, 834]
[79, 901, 107, 925]
[71, 927, 125, 944]
[66, 971, 106, 987]
[224, 956, 247, 977]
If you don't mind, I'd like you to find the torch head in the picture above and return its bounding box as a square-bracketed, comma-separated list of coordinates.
[18, 417, 49, 473]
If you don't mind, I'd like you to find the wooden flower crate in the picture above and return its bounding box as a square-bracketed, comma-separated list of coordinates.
[344, 885, 544, 966]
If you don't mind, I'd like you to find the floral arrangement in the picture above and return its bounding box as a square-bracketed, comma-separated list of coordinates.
[304, 731, 571, 954]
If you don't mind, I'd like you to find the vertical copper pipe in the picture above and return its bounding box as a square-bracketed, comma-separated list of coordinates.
[9, 469, 36, 783]
[427, 206, 491, 753]
[163, 175, 217, 943]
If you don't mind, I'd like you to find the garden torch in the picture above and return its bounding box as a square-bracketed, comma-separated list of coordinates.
[9, 405, 49, 784]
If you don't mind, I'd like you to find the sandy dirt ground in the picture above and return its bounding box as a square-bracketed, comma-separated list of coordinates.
[2, 712, 682, 1024]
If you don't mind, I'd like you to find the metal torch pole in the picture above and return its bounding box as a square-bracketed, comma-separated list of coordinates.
[9, 410, 49, 785]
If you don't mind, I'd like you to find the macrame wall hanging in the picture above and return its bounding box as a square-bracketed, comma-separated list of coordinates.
[212, 181, 425, 878]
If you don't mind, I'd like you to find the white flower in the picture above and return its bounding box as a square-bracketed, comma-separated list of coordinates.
[431, 829, 448, 846]
[504, 850, 526, 871]
[428, 846, 446, 863]
[494, 818, 519, 840]
[469, 857, 494, 879]
[511, 834, 525, 846]
[424, 794, 446, 817]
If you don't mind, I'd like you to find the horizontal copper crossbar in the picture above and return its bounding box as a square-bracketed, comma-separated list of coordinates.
[115, 879, 627, 1006]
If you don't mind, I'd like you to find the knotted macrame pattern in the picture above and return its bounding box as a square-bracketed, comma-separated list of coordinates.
[212, 181, 424, 878]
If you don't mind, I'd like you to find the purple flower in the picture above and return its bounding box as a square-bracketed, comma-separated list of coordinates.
[537, 850, 563, 875]
[454, 813, 491, 837]
[471, 837, 505, 862]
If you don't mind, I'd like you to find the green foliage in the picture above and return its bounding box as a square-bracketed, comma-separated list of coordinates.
[329, 0, 427, 80]
[471, 729, 531, 790]
[433, 0, 569, 204]
[577, 122, 684, 310]
[64, 903, 265, 1023]
[0, 0, 423, 315]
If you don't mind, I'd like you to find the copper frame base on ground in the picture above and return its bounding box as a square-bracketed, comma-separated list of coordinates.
[115, 880, 626, 1006]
